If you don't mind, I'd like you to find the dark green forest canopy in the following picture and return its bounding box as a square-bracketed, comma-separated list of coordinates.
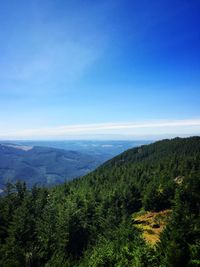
[0, 136, 199, 266]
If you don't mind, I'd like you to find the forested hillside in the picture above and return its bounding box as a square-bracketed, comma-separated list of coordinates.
[0, 144, 101, 189]
[0, 137, 199, 266]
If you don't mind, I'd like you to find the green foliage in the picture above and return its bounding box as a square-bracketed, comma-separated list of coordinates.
[143, 180, 174, 211]
[159, 174, 200, 267]
[0, 137, 199, 266]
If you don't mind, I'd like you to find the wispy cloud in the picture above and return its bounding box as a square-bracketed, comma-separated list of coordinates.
[0, 1, 108, 97]
[1, 119, 200, 140]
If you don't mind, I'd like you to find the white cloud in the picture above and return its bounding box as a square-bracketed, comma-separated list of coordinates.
[0, 119, 200, 140]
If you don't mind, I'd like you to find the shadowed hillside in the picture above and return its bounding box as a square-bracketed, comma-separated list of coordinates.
[0, 143, 101, 188]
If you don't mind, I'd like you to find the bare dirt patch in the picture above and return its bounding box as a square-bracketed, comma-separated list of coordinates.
[133, 209, 172, 246]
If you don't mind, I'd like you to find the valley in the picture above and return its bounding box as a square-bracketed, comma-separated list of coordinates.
[0, 140, 149, 190]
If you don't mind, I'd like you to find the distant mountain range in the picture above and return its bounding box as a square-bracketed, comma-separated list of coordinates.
[0, 143, 100, 189]
[0, 140, 150, 190]
[2, 140, 151, 159]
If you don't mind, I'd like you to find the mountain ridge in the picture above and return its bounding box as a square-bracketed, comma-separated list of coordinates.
[0, 143, 101, 188]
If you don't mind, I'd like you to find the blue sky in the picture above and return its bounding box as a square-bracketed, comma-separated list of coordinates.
[0, 0, 200, 139]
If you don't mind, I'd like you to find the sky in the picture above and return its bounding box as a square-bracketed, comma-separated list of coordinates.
[0, 0, 200, 140]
